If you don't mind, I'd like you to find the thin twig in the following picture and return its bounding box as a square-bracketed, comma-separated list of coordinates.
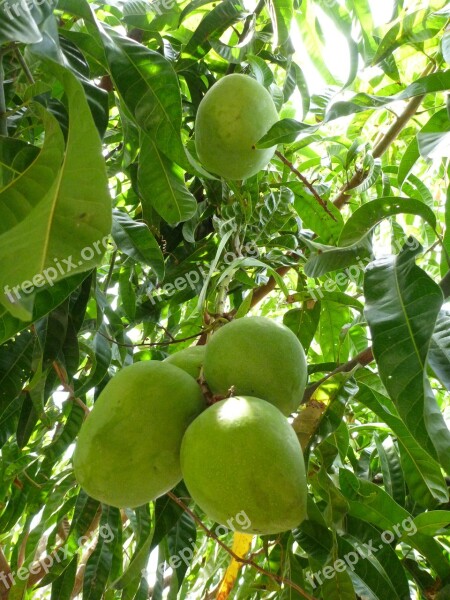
[167, 492, 318, 600]
[97, 328, 209, 348]
[275, 150, 337, 221]
[13, 48, 35, 85]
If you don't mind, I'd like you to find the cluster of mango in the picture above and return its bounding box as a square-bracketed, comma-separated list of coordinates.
[73, 317, 308, 534]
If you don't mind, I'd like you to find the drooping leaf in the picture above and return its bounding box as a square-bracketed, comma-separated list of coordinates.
[398, 109, 450, 186]
[0, 64, 112, 321]
[112, 210, 165, 279]
[339, 469, 450, 580]
[338, 198, 436, 247]
[138, 135, 197, 226]
[99, 27, 188, 169]
[364, 242, 450, 473]
[83, 506, 122, 600]
[266, 0, 293, 47]
[356, 379, 449, 508]
[428, 310, 450, 390]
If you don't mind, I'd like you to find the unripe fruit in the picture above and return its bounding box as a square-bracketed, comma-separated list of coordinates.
[73, 361, 206, 507]
[180, 396, 307, 534]
[164, 345, 205, 380]
[194, 74, 279, 180]
[203, 316, 307, 416]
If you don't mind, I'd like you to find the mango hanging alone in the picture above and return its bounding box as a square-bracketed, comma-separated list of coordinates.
[194, 74, 279, 180]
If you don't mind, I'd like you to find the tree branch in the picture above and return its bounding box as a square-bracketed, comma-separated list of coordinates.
[302, 346, 374, 404]
[332, 63, 436, 209]
[167, 492, 318, 600]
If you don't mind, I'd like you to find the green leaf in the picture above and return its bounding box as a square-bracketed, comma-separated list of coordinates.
[40, 402, 85, 472]
[339, 469, 450, 580]
[0, 273, 89, 346]
[112, 210, 164, 279]
[138, 135, 197, 226]
[372, 9, 445, 65]
[0, 138, 40, 188]
[338, 517, 410, 600]
[303, 239, 372, 278]
[320, 568, 355, 600]
[294, 520, 333, 563]
[373, 434, 406, 506]
[338, 198, 436, 247]
[283, 62, 310, 119]
[398, 109, 450, 186]
[283, 302, 321, 351]
[364, 242, 450, 473]
[35, 301, 69, 370]
[412, 511, 450, 536]
[69, 491, 101, 541]
[326, 71, 450, 122]
[356, 381, 449, 508]
[50, 556, 78, 600]
[429, 310, 450, 390]
[257, 118, 317, 147]
[83, 506, 122, 600]
[165, 511, 196, 589]
[183, 0, 247, 60]
[101, 28, 188, 169]
[0, 64, 112, 321]
[266, 0, 293, 46]
[296, 374, 355, 454]
[75, 325, 112, 396]
[0, 331, 33, 415]
[289, 181, 343, 244]
[113, 507, 154, 590]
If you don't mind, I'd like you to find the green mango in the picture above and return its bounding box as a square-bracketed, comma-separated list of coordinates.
[73, 361, 206, 507]
[181, 396, 307, 535]
[164, 345, 205, 380]
[203, 316, 307, 415]
[195, 74, 278, 180]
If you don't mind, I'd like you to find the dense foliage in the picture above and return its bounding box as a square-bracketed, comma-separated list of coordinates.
[0, 0, 450, 598]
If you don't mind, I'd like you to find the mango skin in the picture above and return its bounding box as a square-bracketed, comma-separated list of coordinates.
[164, 345, 205, 380]
[194, 74, 278, 180]
[73, 361, 206, 508]
[180, 396, 307, 534]
[203, 316, 307, 416]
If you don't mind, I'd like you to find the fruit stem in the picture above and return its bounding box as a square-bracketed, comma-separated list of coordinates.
[215, 271, 234, 315]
